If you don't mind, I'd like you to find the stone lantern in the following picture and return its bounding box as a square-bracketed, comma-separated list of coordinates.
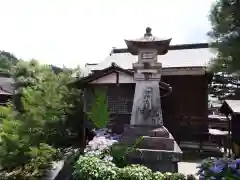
[121, 27, 182, 172]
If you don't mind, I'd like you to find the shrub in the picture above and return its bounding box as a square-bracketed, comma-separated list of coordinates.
[109, 144, 130, 168]
[109, 136, 143, 168]
[21, 143, 57, 178]
[155, 172, 187, 180]
[73, 156, 118, 180]
[88, 89, 109, 129]
[152, 172, 164, 179]
[197, 157, 240, 179]
[0, 143, 57, 180]
[152, 172, 195, 180]
[117, 164, 152, 180]
[186, 174, 197, 180]
[0, 105, 60, 179]
[73, 155, 197, 180]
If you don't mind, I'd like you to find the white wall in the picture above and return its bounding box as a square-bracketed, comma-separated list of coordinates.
[89, 68, 206, 84]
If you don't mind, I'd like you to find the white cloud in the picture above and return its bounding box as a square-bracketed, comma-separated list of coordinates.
[0, 0, 215, 68]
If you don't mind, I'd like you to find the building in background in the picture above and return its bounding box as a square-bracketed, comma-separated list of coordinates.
[0, 72, 13, 105]
[74, 42, 214, 143]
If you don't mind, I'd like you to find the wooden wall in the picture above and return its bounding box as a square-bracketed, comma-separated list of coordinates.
[0, 95, 11, 106]
[162, 75, 209, 141]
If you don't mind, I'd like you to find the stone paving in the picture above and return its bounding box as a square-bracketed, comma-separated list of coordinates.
[178, 160, 202, 176]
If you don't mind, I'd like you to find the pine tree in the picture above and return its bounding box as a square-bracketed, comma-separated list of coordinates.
[0, 60, 83, 178]
[0, 51, 18, 72]
[208, 0, 240, 72]
[208, 0, 240, 101]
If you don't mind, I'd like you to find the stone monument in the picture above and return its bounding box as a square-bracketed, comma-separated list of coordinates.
[121, 27, 182, 172]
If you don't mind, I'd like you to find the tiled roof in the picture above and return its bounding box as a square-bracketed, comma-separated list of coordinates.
[0, 77, 14, 95]
[0, 88, 12, 95]
[224, 100, 240, 114]
[82, 64, 99, 77]
[82, 43, 215, 77]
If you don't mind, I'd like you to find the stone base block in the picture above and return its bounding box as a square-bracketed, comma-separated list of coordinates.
[121, 136, 174, 150]
[121, 125, 182, 172]
[122, 125, 170, 137]
[127, 144, 182, 172]
[127, 157, 179, 172]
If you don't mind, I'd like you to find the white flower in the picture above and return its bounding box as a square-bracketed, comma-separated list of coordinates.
[84, 128, 121, 161]
[84, 135, 117, 154]
[103, 155, 113, 162]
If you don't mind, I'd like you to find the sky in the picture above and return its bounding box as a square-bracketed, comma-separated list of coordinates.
[0, 0, 216, 68]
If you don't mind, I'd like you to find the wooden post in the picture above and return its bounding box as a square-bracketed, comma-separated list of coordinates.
[116, 72, 119, 116]
[81, 88, 87, 153]
[227, 115, 231, 157]
[224, 135, 227, 154]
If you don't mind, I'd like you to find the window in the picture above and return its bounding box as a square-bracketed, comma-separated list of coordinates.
[86, 85, 134, 115]
[107, 96, 117, 113]
[107, 95, 132, 114]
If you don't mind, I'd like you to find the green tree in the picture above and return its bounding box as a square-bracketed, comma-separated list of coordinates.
[0, 103, 57, 179]
[0, 51, 18, 72]
[208, 0, 240, 73]
[0, 59, 83, 179]
[11, 60, 82, 147]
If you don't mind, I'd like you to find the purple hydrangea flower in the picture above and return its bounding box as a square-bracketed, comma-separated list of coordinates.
[84, 128, 121, 161]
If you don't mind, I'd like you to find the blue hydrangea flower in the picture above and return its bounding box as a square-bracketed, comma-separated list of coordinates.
[209, 165, 224, 174]
[197, 157, 240, 179]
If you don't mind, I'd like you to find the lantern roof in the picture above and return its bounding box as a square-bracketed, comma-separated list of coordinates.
[125, 27, 172, 55]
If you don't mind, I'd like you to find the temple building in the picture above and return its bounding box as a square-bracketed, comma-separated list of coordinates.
[0, 72, 13, 105]
[75, 41, 214, 143]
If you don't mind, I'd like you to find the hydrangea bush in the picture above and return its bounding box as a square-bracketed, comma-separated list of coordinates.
[84, 128, 143, 168]
[197, 157, 240, 179]
[80, 128, 240, 180]
[78, 91, 240, 180]
[73, 128, 197, 180]
[117, 164, 152, 180]
[84, 128, 121, 160]
[73, 155, 196, 180]
[73, 156, 118, 180]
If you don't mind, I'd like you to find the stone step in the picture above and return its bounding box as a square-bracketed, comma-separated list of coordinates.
[128, 148, 182, 162]
[127, 158, 178, 173]
[123, 125, 170, 137]
[121, 136, 174, 150]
